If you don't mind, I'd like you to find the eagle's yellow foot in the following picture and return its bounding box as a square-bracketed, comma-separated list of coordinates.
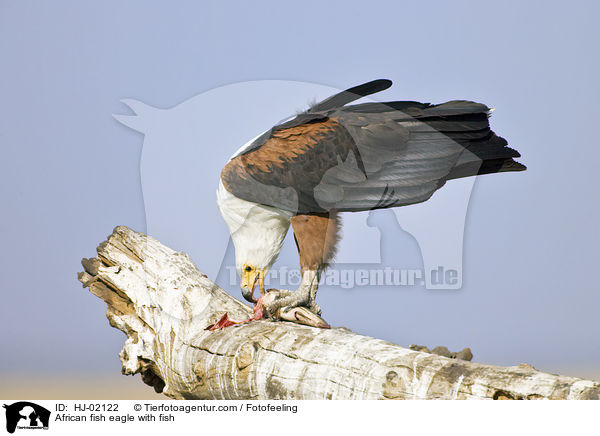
[263, 289, 330, 329]
[207, 288, 329, 330]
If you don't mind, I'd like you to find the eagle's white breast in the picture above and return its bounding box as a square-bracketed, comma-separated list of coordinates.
[216, 181, 292, 272]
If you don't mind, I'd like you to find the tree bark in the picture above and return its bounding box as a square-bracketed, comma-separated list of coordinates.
[78, 226, 599, 400]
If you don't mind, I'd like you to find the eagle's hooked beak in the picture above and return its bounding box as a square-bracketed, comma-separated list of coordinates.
[240, 265, 265, 303]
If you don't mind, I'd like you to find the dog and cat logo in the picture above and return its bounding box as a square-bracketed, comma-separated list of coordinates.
[3, 402, 50, 433]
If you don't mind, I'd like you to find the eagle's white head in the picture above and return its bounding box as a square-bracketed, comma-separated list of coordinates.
[216, 181, 292, 301]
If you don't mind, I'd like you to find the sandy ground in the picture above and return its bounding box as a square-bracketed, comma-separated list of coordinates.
[0, 373, 164, 400]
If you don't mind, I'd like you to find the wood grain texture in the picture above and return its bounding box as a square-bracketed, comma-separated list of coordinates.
[78, 226, 599, 400]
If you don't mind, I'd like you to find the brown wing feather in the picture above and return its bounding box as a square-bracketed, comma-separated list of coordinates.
[221, 118, 359, 214]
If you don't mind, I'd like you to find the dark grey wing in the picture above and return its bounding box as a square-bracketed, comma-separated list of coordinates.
[221, 90, 525, 214]
[313, 100, 525, 211]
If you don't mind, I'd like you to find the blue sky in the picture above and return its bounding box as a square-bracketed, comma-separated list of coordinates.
[1, 0, 599, 388]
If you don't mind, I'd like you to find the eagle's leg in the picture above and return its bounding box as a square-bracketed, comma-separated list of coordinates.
[308, 272, 322, 315]
[263, 212, 339, 328]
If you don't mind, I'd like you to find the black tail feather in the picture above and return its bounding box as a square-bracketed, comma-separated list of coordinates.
[309, 79, 392, 113]
[446, 158, 526, 181]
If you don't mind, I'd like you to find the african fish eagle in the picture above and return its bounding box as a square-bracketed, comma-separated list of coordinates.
[210, 79, 525, 330]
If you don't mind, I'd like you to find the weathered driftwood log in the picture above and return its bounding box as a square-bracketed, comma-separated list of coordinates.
[78, 226, 599, 400]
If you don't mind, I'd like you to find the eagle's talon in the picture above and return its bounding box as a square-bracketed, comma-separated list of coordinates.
[308, 302, 322, 316]
[279, 306, 330, 329]
[258, 288, 328, 328]
[261, 289, 287, 318]
[206, 287, 328, 330]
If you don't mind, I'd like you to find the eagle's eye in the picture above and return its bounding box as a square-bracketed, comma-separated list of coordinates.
[244, 265, 252, 272]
